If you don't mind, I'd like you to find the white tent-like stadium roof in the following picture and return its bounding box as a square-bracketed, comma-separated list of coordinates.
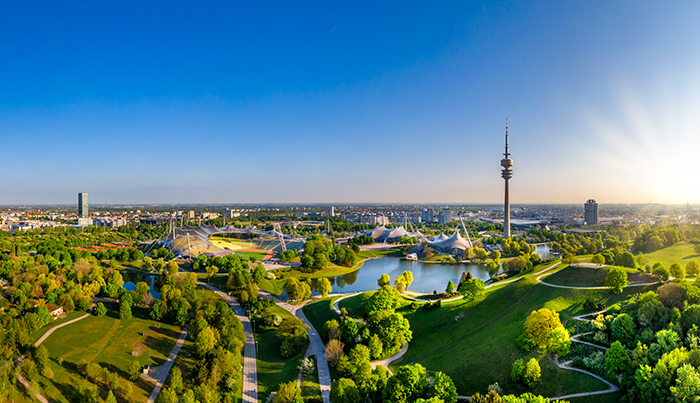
[428, 230, 472, 251]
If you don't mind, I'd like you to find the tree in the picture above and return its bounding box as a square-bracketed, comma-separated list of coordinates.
[695, 243, 700, 256]
[383, 364, 428, 403]
[316, 277, 332, 298]
[670, 262, 686, 280]
[377, 273, 391, 287]
[128, 360, 141, 381]
[605, 267, 629, 294]
[490, 250, 501, 261]
[618, 252, 637, 268]
[511, 359, 525, 382]
[119, 302, 132, 320]
[459, 278, 484, 301]
[121, 382, 133, 399]
[670, 363, 700, 402]
[94, 302, 107, 317]
[135, 281, 150, 303]
[604, 341, 631, 374]
[591, 254, 605, 265]
[325, 339, 345, 366]
[33, 345, 50, 370]
[611, 313, 636, 347]
[687, 260, 699, 277]
[652, 263, 670, 281]
[523, 358, 541, 387]
[150, 299, 164, 321]
[205, 265, 219, 283]
[105, 390, 118, 403]
[166, 261, 179, 276]
[366, 285, 401, 317]
[273, 381, 303, 403]
[546, 327, 571, 356]
[474, 248, 488, 262]
[445, 280, 455, 294]
[430, 371, 457, 403]
[524, 308, 563, 348]
[330, 378, 361, 403]
[196, 326, 216, 356]
[368, 334, 383, 359]
[463, 247, 473, 260]
[486, 261, 500, 279]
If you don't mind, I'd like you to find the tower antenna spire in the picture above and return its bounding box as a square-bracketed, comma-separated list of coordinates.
[504, 118, 510, 158]
[500, 118, 514, 238]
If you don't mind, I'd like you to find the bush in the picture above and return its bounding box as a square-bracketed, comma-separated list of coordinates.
[523, 358, 541, 386]
[511, 359, 524, 382]
[301, 356, 316, 375]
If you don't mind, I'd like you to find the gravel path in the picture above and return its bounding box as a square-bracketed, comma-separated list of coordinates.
[145, 325, 189, 403]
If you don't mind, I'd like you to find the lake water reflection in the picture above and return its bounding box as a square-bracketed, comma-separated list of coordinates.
[323, 258, 495, 294]
[121, 271, 161, 299]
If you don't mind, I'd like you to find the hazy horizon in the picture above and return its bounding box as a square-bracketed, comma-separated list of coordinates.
[2, 2, 699, 205]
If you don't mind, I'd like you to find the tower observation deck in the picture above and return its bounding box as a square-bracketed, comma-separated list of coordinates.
[501, 120, 513, 238]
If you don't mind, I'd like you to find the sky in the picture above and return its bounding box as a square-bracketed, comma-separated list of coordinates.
[1, 1, 700, 205]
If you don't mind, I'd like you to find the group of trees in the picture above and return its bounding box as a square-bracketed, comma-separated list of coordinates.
[517, 308, 571, 357]
[632, 227, 683, 253]
[300, 235, 358, 272]
[567, 277, 700, 402]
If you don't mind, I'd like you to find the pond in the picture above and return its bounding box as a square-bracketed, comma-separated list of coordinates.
[121, 271, 161, 299]
[318, 258, 501, 295]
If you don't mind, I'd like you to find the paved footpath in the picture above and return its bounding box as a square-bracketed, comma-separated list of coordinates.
[145, 324, 189, 403]
[199, 282, 258, 403]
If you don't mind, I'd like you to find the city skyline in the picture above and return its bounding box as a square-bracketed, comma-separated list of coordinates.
[2, 2, 700, 205]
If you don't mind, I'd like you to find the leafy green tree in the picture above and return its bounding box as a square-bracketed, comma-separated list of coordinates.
[618, 252, 637, 268]
[459, 278, 484, 301]
[166, 261, 179, 276]
[128, 360, 141, 381]
[474, 248, 488, 262]
[511, 359, 524, 382]
[430, 371, 457, 403]
[486, 261, 500, 279]
[377, 273, 391, 287]
[523, 308, 563, 348]
[591, 254, 605, 265]
[490, 250, 501, 261]
[605, 267, 629, 294]
[119, 302, 132, 320]
[368, 334, 383, 359]
[670, 363, 700, 402]
[695, 243, 700, 256]
[330, 378, 361, 403]
[135, 281, 150, 303]
[462, 247, 473, 260]
[652, 263, 670, 281]
[605, 341, 632, 374]
[196, 326, 216, 356]
[670, 263, 686, 280]
[687, 260, 699, 277]
[150, 300, 163, 321]
[205, 265, 219, 283]
[611, 313, 636, 347]
[366, 285, 401, 318]
[523, 358, 541, 387]
[273, 381, 303, 403]
[546, 327, 571, 356]
[105, 390, 118, 403]
[383, 364, 428, 403]
[445, 280, 455, 294]
[316, 277, 332, 298]
[94, 302, 107, 317]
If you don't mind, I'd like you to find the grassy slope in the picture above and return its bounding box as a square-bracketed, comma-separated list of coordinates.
[36, 304, 183, 403]
[302, 297, 340, 342]
[30, 311, 87, 344]
[392, 267, 658, 399]
[643, 241, 699, 268]
[256, 305, 308, 402]
[543, 265, 656, 287]
[300, 355, 322, 401]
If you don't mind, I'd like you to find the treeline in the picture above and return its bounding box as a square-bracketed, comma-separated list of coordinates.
[299, 235, 358, 272]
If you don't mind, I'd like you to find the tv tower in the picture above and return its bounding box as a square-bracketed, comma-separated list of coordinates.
[501, 119, 513, 238]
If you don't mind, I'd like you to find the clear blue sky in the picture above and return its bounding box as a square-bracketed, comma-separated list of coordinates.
[2, 1, 699, 205]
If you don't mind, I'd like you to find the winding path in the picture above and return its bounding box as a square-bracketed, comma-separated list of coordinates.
[198, 281, 258, 403]
[145, 324, 190, 403]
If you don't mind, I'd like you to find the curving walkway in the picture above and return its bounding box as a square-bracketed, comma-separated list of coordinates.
[370, 342, 408, 374]
[198, 282, 258, 403]
[145, 324, 189, 403]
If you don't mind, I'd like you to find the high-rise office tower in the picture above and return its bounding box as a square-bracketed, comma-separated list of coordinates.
[501, 120, 513, 238]
[584, 199, 598, 225]
[78, 193, 88, 218]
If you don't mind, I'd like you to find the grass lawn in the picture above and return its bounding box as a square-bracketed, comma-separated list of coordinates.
[30, 311, 88, 344]
[256, 305, 308, 402]
[643, 241, 700, 268]
[543, 265, 657, 287]
[235, 251, 269, 261]
[35, 303, 184, 403]
[567, 391, 623, 403]
[302, 297, 340, 342]
[337, 292, 376, 318]
[392, 270, 658, 398]
[196, 285, 227, 305]
[195, 272, 228, 290]
[260, 262, 369, 296]
[357, 247, 405, 259]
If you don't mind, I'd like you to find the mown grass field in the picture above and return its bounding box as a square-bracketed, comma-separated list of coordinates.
[302, 297, 341, 342]
[643, 241, 699, 269]
[390, 265, 658, 400]
[300, 355, 322, 402]
[256, 305, 308, 402]
[34, 303, 183, 403]
[543, 265, 656, 287]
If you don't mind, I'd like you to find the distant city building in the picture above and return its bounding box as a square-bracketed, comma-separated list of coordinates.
[78, 193, 88, 218]
[330, 206, 335, 217]
[584, 199, 598, 225]
[77, 217, 93, 226]
[188, 210, 195, 219]
[93, 217, 127, 227]
[224, 209, 239, 218]
[437, 209, 452, 224]
[422, 208, 434, 223]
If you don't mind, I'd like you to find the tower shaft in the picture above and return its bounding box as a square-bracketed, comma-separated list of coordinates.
[500, 119, 513, 239]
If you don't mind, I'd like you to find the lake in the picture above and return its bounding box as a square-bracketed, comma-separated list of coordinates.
[121, 271, 161, 299]
[321, 258, 497, 295]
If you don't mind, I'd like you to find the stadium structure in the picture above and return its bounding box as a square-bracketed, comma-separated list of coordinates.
[361, 225, 474, 254]
[163, 225, 305, 259]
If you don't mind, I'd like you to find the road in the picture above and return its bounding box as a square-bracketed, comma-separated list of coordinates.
[198, 282, 258, 403]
